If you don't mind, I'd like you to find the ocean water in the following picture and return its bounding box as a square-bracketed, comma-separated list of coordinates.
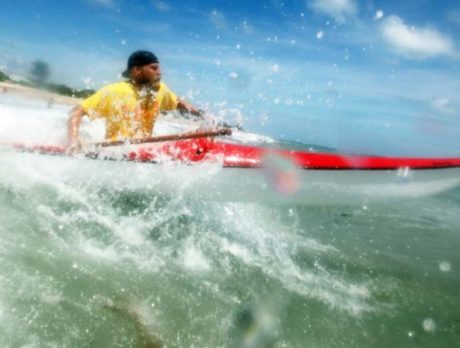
[1, 93, 460, 347]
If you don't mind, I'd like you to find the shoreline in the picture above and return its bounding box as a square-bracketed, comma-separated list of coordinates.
[0, 81, 80, 105]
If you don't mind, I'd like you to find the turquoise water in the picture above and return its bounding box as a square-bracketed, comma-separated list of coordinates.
[1, 168, 459, 347]
[1, 95, 460, 347]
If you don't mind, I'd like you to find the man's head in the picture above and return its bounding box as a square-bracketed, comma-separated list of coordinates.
[122, 50, 162, 86]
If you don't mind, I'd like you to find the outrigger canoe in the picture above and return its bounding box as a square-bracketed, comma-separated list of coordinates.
[5, 128, 460, 205]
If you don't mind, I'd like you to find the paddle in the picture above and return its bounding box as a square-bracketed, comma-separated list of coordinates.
[177, 109, 244, 131]
[91, 127, 232, 148]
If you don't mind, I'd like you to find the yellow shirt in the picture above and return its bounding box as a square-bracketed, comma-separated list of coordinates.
[80, 81, 178, 140]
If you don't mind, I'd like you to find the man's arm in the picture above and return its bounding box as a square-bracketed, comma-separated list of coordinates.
[66, 105, 86, 153]
[177, 99, 204, 118]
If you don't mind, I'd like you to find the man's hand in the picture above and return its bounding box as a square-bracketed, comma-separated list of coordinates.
[65, 139, 82, 155]
[195, 108, 205, 118]
[177, 100, 204, 118]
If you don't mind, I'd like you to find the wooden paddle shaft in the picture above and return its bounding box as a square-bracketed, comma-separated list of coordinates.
[92, 128, 232, 148]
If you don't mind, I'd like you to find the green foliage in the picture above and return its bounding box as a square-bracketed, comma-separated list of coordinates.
[29, 60, 51, 86]
[0, 70, 10, 82]
[46, 83, 95, 98]
[16, 80, 34, 87]
[47, 83, 74, 96]
[5, 61, 95, 98]
[73, 89, 95, 98]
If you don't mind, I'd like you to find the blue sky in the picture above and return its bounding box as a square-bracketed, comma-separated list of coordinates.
[1, 0, 460, 155]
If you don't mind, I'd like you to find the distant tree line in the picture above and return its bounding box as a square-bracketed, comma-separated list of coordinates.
[0, 70, 10, 82]
[0, 60, 95, 98]
[46, 83, 96, 98]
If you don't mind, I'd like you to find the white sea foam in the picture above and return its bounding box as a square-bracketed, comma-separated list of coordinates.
[210, 203, 373, 315]
[0, 93, 272, 149]
[181, 240, 212, 272]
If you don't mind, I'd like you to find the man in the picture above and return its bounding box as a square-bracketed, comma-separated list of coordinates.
[67, 50, 202, 153]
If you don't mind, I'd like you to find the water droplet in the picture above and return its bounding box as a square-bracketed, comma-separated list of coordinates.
[422, 318, 436, 333]
[374, 10, 384, 20]
[439, 261, 451, 272]
[397, 166, 411, 178]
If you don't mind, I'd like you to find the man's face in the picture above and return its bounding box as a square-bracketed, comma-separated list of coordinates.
[132, 63, 161, 85]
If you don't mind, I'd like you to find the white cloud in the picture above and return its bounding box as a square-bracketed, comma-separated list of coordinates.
[152, 1, 171, 12]
[209, 10, 227, 30]
[381, 15, 454, 58]
[309, 0, 357, 22]
[431, 98, 456, 115]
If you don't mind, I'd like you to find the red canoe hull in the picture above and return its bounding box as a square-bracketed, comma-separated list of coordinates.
[5, 138, 460, 204]
[11, 138, 460, 170]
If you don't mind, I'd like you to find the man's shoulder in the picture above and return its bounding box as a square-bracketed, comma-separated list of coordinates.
[158, 82, 174, 94]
